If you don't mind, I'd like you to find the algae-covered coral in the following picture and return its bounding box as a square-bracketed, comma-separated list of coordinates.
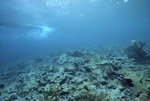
[119, 70, 150, 100]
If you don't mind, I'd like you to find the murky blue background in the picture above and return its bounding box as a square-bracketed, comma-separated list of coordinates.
[0, 0, 150, 64]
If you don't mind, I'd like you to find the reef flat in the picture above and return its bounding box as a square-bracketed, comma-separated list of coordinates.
[0, 46, 150, 101]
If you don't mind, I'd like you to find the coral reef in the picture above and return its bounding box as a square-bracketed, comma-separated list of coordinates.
[0, 46, 150, 101]
[125, 40, 150, 62]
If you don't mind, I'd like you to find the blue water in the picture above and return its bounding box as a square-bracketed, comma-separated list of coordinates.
[0, 0, 150, 65]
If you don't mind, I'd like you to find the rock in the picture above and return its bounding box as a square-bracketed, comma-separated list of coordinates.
[139, 93, 150, 101]
[48, 96, 55, 101]
[51, 84, 61, 94]
[99, 60, 109, 66]
[57, 54, 67, 65]
[67, 51, 83, 57]
[60, 88, 69, 95]
[107, 79, 119, 89]
[117, 85, 125, 91]
[37, 88, 44, 93]
[100, 79, 108, 85]
[145, 78, 150, 81]
[78, 82, 91, 89]
[102, 72, 108, 79]
[83, 65, 92, 73]
[64, 65, 76, 75]
[7, 94, 18, 101]
[74, 86, 111, 101]
[109, 87, 125, 101]
[148, 91, 150, 99]
[96, 91, 112, 101]
[74, 60, 84, 68]
[36, 79, 47, 86]
[71, 77, 83, 84]
[44, 85, 50, 92]
[59, 76, 66, 85]
[147, 85, 150, 89]
[33, 57, 43, 63]
[74, 89, 87, 99]
[0, 84, 4, 88]
[107, 83, 116, 89]
[48, 96, 53, 101]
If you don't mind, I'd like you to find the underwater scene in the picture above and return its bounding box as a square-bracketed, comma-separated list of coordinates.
[0, 0, 150, 101]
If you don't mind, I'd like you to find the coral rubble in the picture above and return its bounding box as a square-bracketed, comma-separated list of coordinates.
[0, 46, 150, 101]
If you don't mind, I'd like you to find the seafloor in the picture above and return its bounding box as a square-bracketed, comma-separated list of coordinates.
[0, 46, 150, 101]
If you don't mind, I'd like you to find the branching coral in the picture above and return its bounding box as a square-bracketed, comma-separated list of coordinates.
[125, 40, 150, 62]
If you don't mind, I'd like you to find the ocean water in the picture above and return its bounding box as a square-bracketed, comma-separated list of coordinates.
[0, 0, 150, 101]
[0, 0, 150, 63]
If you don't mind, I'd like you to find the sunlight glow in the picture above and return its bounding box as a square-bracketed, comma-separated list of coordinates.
[27, 26, 55, 39]
[39, 26, 53, 38]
